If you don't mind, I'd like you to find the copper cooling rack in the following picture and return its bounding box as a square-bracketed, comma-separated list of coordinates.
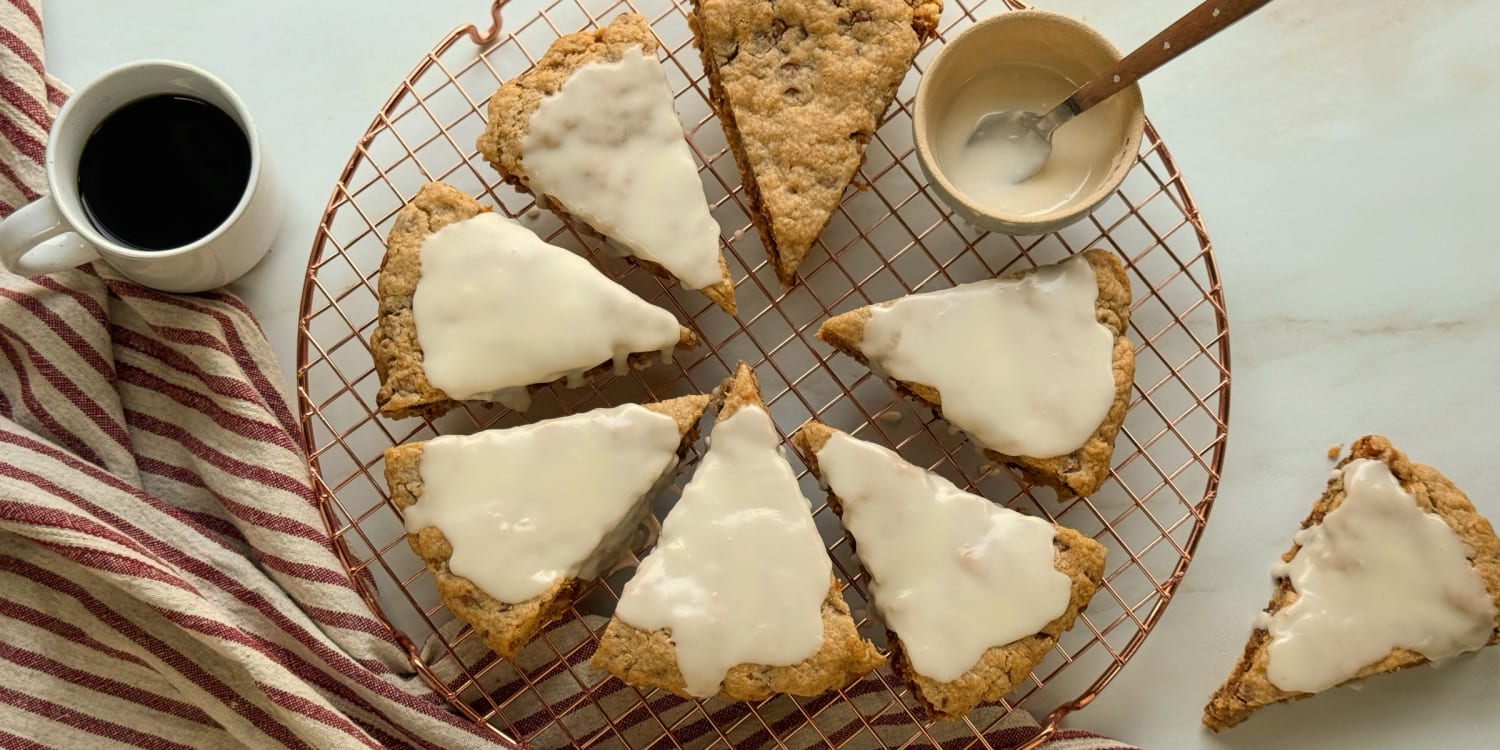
[296, 0, 1231, 747]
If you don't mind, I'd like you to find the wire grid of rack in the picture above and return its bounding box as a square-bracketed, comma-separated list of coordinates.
[296, 0, 1231, 747]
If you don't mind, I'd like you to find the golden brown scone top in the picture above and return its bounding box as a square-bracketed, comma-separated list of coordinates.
[591, 363, 884, 700]
[716, 360, 766, 421]
[814, 249, 1133, 498]
[790, 419, 1107, 719]
[372, 182, 488, 419]
[477, 13, 659, 186]
[383, 393, 714, 660]
[592, 577, 884, 701]
[370, 181, 701, 420]
[476, 14, 738, 314]
[1203, 436, 1500, 730]
[693, 0, 941, 284]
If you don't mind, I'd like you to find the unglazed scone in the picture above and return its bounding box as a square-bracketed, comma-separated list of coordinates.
[370, 181, 698, 420]
[792, 421, 1106, 719]
[385, 394, 711, 659]
[476, 13, 736, 314]
[689, 0, 941, 285]
[1204, 436, 1500, 730]
[817, 249, 1133, 498]
[592, 364, 883, 700]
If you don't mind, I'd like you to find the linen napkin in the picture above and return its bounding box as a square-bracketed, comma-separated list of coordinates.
[1, 5, 507, 747]
[0, 2, 1143, 748]
[0, 0, 66, 215]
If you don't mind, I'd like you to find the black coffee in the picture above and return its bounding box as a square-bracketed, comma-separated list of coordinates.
[77, 95, 251, 251]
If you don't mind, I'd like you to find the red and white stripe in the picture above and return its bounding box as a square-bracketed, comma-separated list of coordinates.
[1, 8, 504, 744]
[0, 15, 514, 732]
[0, 264, 512, 748]
[0, 0, 62, 217]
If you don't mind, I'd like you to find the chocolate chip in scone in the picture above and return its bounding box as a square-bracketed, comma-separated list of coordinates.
[748, 29, 774, 56]
[716, 40, 739, 65]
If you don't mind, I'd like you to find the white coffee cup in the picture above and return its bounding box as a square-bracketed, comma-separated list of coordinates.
[0, 60, 280, 293]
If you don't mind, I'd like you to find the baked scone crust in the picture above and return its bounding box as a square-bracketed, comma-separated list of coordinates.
[817, 248, 1134, 498]
[591, 364, 884, 699]
[370, 181, 699, 420]
[385, 394, 712, 660]
[476, 13, 737, 314]
[791, 421, 1107, 719]
[1203, 435, 1500, 730]
[594, 576, 883, 700]
[689, 0, 941, 286]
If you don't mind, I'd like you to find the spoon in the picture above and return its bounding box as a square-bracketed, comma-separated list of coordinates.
[967, 0, 1274, 183]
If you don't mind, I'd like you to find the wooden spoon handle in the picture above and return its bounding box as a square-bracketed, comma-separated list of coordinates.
[1066, 0, 1273, 115]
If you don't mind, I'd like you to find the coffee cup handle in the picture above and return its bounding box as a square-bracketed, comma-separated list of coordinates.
[0, 196, 102, 276]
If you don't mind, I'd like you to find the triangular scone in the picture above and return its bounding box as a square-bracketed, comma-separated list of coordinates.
[476, 14, 736, 315]
[371, 181, 699, 420]
[791, 421, 1106, 719]
[689, 0, 941, 286]
[818, 249, 1133, 498]
[385, 394, 711, 660]
[1204, 436, 1500, 731]
[593, 363, 882, 700]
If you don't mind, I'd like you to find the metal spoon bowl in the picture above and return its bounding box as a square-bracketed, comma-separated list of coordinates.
[964, 106, 1071, 184]
[966, 0, 1272, 184]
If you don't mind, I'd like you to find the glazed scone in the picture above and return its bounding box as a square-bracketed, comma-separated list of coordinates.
[476, 13, 736, 315]
[818, 249, 1133, 498]
[370, 182, 698, 420]
[592, 364, 883, 700]
[1204, 436, 1500, 730]
[791, 421, 1106, 719]
[689, 0, 941, 286]
[386, 394, 711, 660]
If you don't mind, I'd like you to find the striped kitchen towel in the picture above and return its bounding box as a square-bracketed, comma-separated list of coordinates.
[0, 2, 1142, 748]
[0, 264, 514, 749]
[0, 3, 507, 747]
[0, 0, 65, 214]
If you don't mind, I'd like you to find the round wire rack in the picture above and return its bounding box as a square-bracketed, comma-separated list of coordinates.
[296, 0, 1231, 747]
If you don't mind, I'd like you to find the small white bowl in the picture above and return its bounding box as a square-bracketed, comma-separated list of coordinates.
[913, 11, 1145, 235]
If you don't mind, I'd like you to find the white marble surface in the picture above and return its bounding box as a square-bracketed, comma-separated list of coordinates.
[45, 0, 1500, 747]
